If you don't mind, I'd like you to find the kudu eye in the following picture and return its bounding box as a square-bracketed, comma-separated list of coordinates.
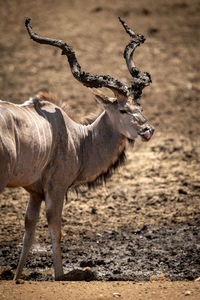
[119, 109, 127, 114]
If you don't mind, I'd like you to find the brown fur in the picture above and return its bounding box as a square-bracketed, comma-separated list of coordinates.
[37, 92, 127, 189]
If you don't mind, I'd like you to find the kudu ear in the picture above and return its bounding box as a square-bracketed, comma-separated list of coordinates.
[91, 88, 114, 108]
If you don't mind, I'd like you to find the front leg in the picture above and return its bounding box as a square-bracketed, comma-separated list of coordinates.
[45, 188, 65, 281]
[14, 192, 42, 280]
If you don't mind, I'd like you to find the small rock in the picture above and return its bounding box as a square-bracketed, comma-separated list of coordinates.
[63, 269, 96, 281]
[185, 290, 192, 296]
[178, 188, 187, 195]
[15, 279, 25, 284]
[195, 277, 200, 281]
[82, 267, 92, 272]
[150, 274, 169, 282]
[187, 82, 192, 90]
[91, 207, 97, 214]
[113, 293, 121, 298]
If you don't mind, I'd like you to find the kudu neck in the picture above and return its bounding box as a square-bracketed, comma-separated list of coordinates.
[73, 111, 127, 186]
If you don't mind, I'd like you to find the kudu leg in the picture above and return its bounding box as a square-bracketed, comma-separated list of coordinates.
[14, 193, 42, 280]
[45, 191, 64, 281]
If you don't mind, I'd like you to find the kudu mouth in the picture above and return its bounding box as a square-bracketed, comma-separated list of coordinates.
[139, 126, 154, 141]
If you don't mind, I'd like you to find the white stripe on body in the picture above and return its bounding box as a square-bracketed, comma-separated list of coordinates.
[29, 108, 48, 171]
[15, 106, 36, 169]
[37, 108, 53, 170]
[0, 98, 53, 171]
[5, 108, 21, 165]
[24, 108, 42, 167]
[0, 112, 16, 166]
[25, 97, 53, 170]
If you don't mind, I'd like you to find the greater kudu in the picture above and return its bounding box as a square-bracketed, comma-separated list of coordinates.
[0, 18, 154, 280]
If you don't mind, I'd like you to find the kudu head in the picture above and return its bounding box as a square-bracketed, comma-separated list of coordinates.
[92, 89, 153, 141]
[25, 17, 154, 141]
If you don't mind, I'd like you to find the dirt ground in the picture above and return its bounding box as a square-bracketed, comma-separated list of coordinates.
[0, 0, 200, 299]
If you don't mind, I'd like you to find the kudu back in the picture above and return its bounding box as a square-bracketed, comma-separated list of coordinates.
[0, 18, 154, 280]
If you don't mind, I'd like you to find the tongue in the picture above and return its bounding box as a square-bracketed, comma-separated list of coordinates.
[144, 130, 151, 139]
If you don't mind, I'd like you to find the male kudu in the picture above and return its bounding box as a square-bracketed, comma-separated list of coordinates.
[0, 18, 154, 280]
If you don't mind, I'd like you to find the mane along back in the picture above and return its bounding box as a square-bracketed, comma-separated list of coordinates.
[36, 92, 102, 125]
